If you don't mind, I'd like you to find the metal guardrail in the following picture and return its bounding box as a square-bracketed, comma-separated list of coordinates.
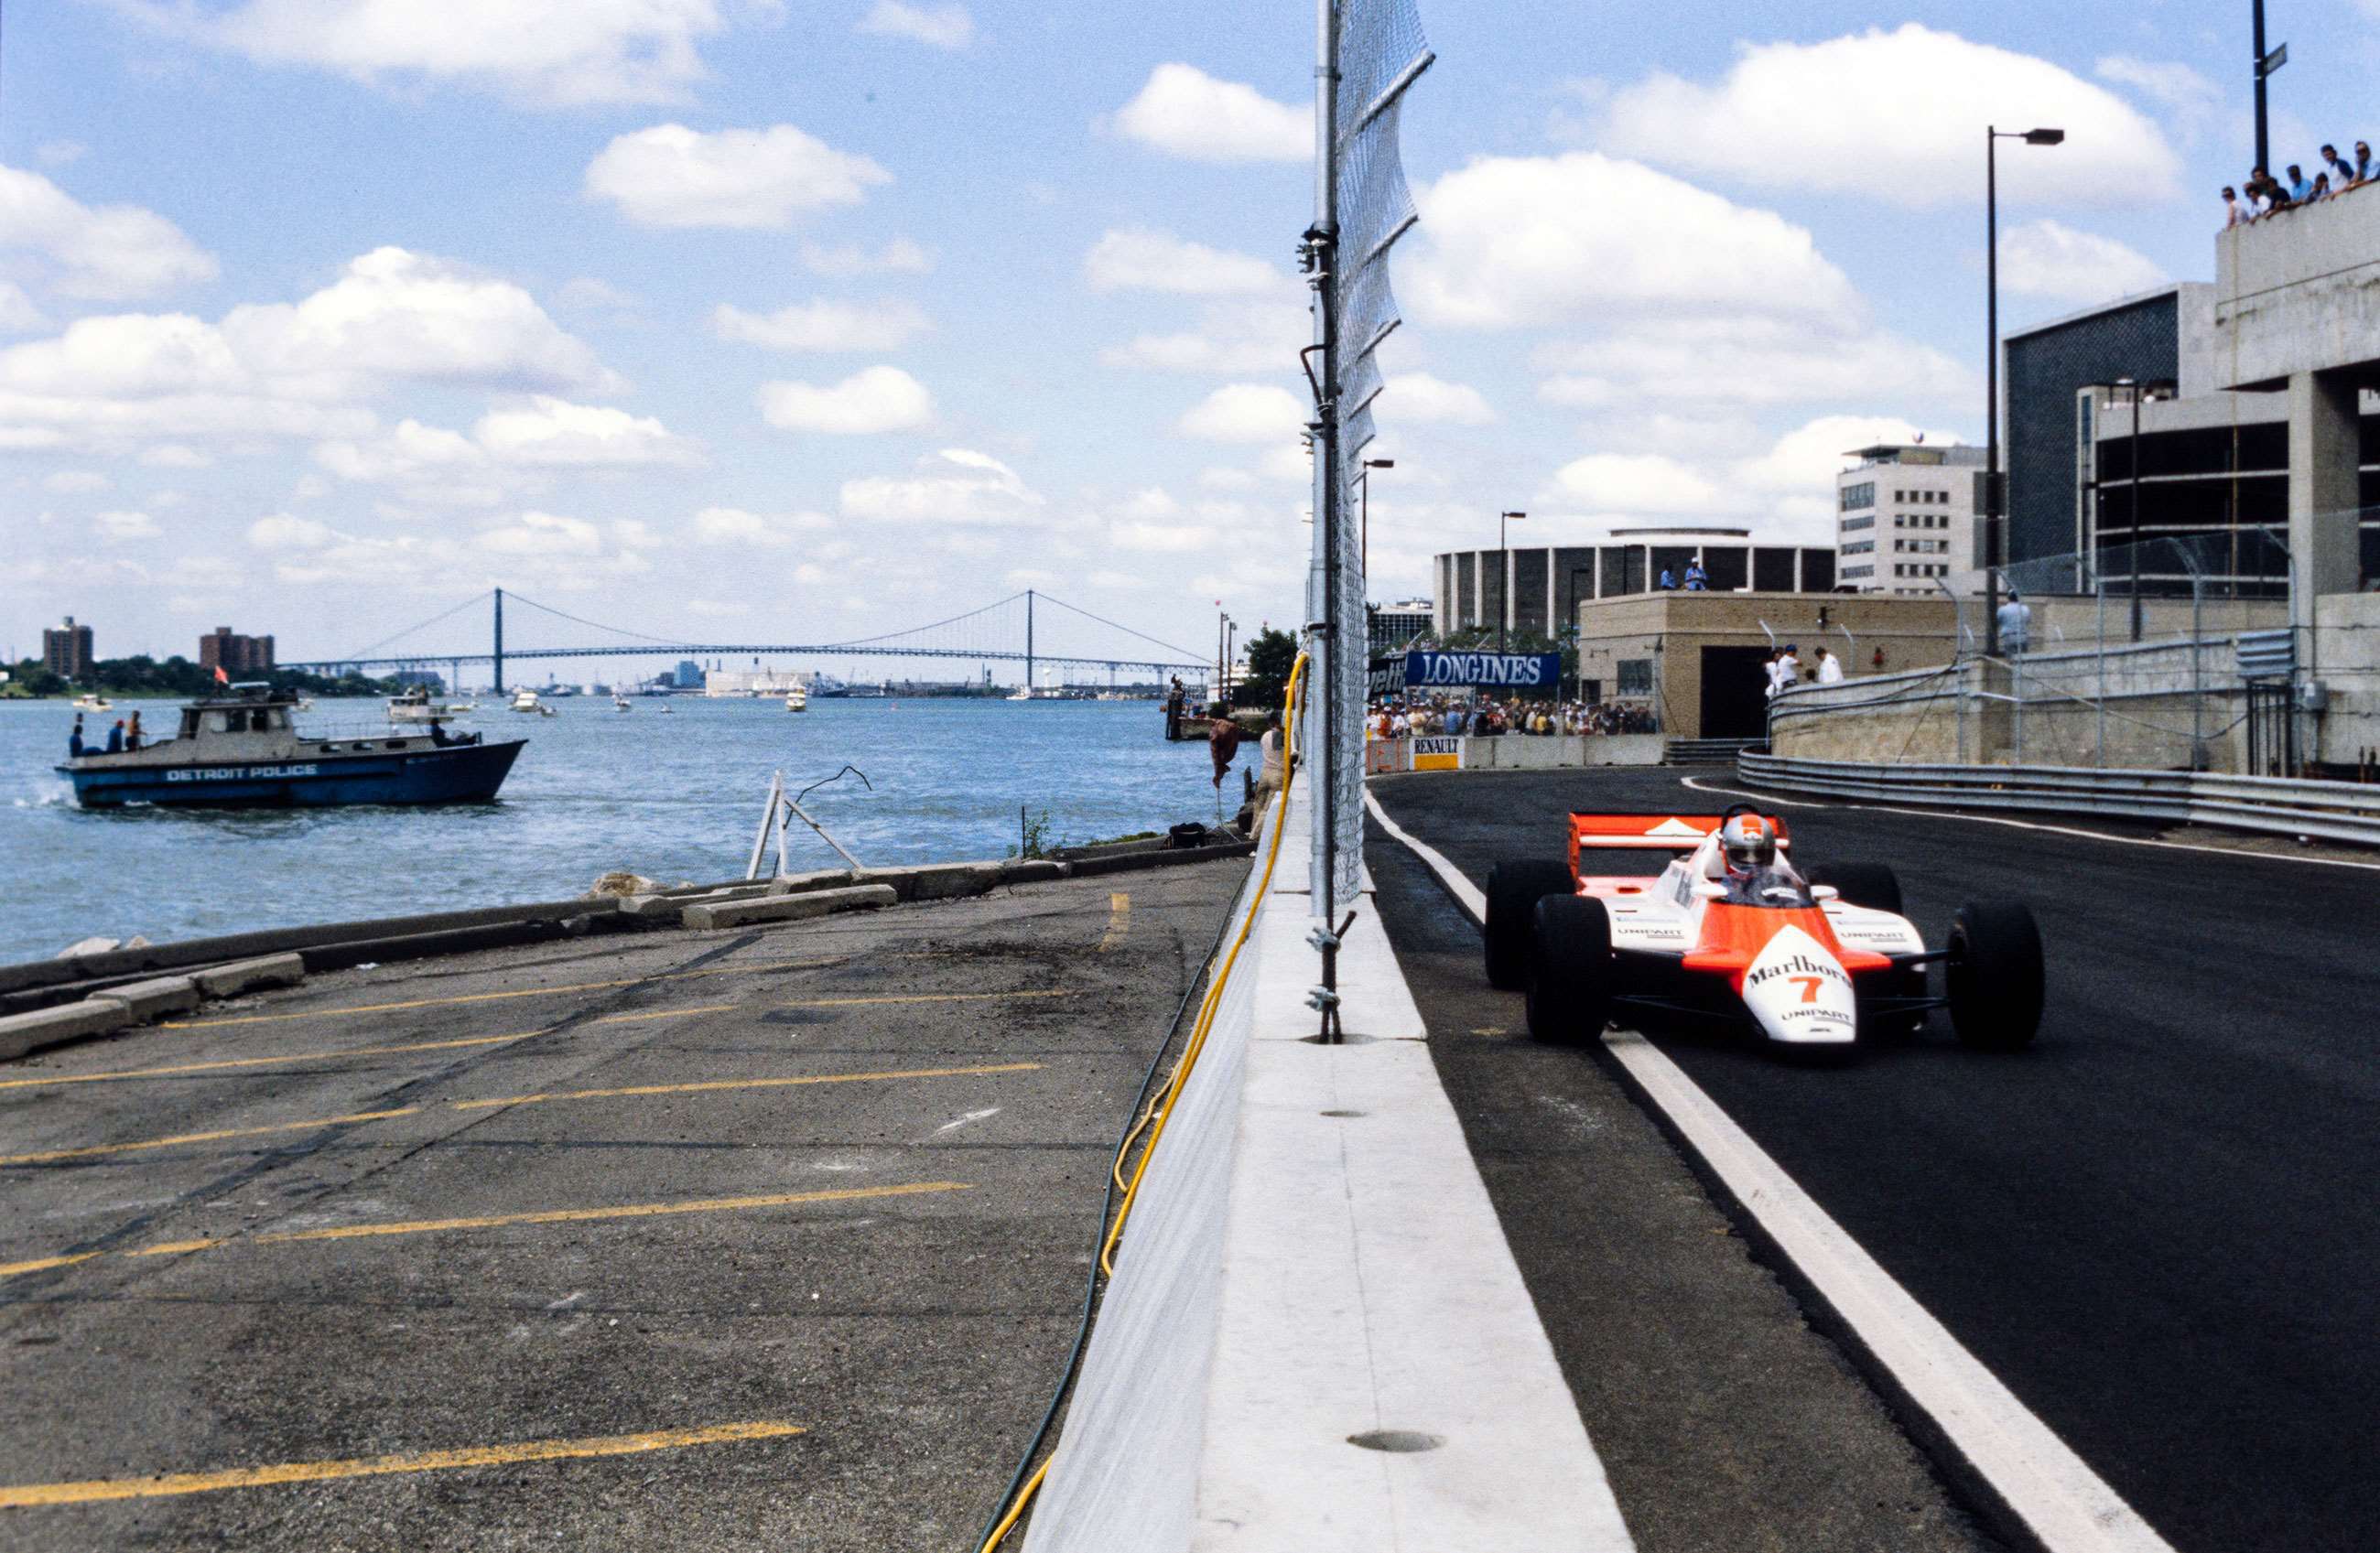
[1737, 751, 2380, 849]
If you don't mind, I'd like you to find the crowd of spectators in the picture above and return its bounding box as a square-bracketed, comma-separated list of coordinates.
[1367, 695, 1657, 739]
[2223, 141, 2375, 225]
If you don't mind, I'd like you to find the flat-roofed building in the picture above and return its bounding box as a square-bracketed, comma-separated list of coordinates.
[199, 626, 276, 674]
[1835, 443, 1985, 596]
[43, 616, 93, 680]
[1433, 526, 1839, 642]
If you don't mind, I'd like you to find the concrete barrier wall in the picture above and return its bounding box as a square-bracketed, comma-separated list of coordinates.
[1364, 733, 1664, 774]
[1770, 642, 2256, 771]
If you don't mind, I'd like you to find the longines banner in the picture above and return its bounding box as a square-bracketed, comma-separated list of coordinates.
[1368, 654, 1408, 698]
[1401, 651, 1562, 696]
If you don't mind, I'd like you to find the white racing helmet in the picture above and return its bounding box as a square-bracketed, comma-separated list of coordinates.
[1719, 813, 1777, 873]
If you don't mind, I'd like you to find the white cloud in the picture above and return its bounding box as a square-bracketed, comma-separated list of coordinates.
[472, 396, 697, 466]
[586, 124, 889, 229]
[1999, 220, 2168, 303]
[1600, 26, 2180, 208]
[800, 238, 931, 275]
[127, 0, 730, 107]
[2095, 57, 2221, 132]
[555, 277, 639, 312]
[691, 505, 831, 545]
[35, 142, 85, 167]
[1406, 154, 1858, 329]
[0, 281, 49, 333]
[1535, 316, 1971, 409]
[712, 297, 930, 351]
[1384, 373, 1493, 425]
[1179, 383, 1305, 444]
[249, 512, 336, 550]
[1734, 415, 1963, 502]
[1551, 454, 1723, 515]
[1110, 64, 1306, 163]
[1085, 228, 1282, 297]
[857, 1, 971, 49]
[840, 447, 1044, 525]
[0, 166, 218, 300]
[478, 510, 603, 556]
[141, 444, 212, 469]
[1103, 299, 1306, 373]
[758, 364, 933, 434]
[0, 248, 615, 452]
[94, 509, 162, 542]
[42, 469, 110, 494]
[1198, 466, 1257, 490]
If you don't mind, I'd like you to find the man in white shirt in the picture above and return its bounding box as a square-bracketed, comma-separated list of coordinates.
[1996, 590, 2032, 654]
[1774, 644, 1801, 691]
[1815, 646, 1844, 684]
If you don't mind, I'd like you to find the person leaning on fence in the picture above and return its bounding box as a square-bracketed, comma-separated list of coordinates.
[2223, 185, 2245, 227]
[1815, 645, 1844, 684]
[1257, 714, 1286, 799]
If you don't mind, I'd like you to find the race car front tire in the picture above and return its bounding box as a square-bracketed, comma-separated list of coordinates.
[1946, 901, 2044, 1051]
[1526, 894, 1614, 1045]
[1486, 857, 1574, 989]
[1805, 861, 1903, 916]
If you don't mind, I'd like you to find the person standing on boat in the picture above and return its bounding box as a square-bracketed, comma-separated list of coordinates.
[125, 711, 144, 751]
[68, 714, 84, 758]
[105, 719, 125, 754]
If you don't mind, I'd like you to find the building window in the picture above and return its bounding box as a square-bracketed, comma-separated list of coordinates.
[1844, 564, 1873, 579]
[1840, 481, 1875, 512]
[1617, 658, 1654, 695]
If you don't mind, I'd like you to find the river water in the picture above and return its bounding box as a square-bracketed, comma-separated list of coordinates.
[0, 695, 1250, 965]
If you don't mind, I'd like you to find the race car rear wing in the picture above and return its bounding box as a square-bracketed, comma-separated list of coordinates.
[1567, 812, 1791, 857]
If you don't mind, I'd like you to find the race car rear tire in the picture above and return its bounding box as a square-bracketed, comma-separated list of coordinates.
[1526, 895, 1614, 1045]
[1805, 861, 1903, 917]
[1486, 858, 1574, 990]
[1946, 901, 2044, 1051]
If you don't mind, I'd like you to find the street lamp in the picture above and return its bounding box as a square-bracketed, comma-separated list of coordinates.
[1358, 458, 1394, 583]
[1984, 124, 2063, 659]
[1498, 510, 1526, 652]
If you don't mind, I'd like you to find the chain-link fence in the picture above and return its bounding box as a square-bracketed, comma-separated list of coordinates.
[1775, 529, 2303, 773]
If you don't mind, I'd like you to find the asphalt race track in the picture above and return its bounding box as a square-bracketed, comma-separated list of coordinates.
[1368, 764, 2380, 1553]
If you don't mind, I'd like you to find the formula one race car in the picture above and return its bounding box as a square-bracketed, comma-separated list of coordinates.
[1485, 805, 2043, 1054]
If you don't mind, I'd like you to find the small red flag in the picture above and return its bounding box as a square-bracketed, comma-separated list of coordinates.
[213, 665, 229, 685]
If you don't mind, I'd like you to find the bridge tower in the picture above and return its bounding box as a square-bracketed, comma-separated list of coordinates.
[492, 588, 504, 695]
[1025, 588, 1035, 692]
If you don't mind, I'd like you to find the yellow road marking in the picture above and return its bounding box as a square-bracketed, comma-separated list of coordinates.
[774, 989, 1075, 1009]
[0, 1033, 539, 1095]
[0, 1252, 102, 1279]
[162, 958, 845, 1030]
[448, 1062, 1043, 1111]
[1, 1063, 1042, 1168]
[0, 1420, 805, 1508]
[591, 1003, 739, 1024]
[5, 1181, 968, 1282]
[1097, 892, 1130, 953]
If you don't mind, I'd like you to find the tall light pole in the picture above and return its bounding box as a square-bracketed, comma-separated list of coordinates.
[1358, 458, 1394, 582]
[1498, 510, 1526, 652]
[1985, 125, 2064, 658]
[2253, 1, 2287, 177]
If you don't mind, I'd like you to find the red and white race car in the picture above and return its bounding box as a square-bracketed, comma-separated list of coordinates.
[1485, 805, 2043, 1054]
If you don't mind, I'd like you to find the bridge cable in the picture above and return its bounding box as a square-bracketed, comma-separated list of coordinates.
[812, 592, 1029, 650]
[501, 591, 702, 647]
[1033, 593, 1211, 662]
[336, 590, 493, 662]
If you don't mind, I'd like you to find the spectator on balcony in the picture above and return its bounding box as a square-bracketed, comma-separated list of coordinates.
[2323, 144, 2356, 188]
[2287, 164, 2314, 202]
[1682, 558, 1709, 591]
[2247, 168, 2283, 214]
[1658, 566, 1676, 590]
[2312, 171, 2335, 202]
[2223, 186, 2245, 227]
[2358, 142, 2375, 183]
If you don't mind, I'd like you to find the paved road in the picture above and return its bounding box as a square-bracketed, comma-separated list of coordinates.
[0, 866, 1239, 1551]
[1368, 765, 2380, 1553]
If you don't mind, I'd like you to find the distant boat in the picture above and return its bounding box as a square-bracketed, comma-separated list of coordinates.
[659, 703, 675, 715]
[57, 684, 523, 809]
[784, 686, 808, 712]
[510, 687, 546, 715]
[72, 693, 112, 711]
[613, 694, 633, 712]
[388, 686, 475, 724]
[1006, 685, 1033, 702]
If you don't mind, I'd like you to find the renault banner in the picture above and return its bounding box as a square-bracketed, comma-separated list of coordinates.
[1401, 650, 1562, 696]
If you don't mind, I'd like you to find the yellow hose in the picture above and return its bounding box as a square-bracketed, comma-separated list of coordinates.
[977, 654, 1307, 1553]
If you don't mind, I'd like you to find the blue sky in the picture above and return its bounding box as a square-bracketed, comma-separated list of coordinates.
[5, 0, 2375, 674]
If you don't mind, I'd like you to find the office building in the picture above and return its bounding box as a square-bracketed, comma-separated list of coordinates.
[1367, 599, 1433, 654]
[43, 616, 93, 680]
[1834, 443, 1985, 595]
[198, 626, 276, 675]
[1433, 526, 1839, 642]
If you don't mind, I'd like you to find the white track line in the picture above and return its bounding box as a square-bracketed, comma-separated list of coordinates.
[1364, 788, 2179, 1553]
[1678, 774, 2380, 873]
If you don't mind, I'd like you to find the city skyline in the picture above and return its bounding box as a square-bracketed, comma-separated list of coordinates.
[6, 1, 2376, 660]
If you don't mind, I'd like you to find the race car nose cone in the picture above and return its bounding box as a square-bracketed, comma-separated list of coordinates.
[1741, 923, 1858, 1045]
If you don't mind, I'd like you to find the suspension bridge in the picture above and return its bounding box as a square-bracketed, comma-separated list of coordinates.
[276, 588, 1217, 690]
